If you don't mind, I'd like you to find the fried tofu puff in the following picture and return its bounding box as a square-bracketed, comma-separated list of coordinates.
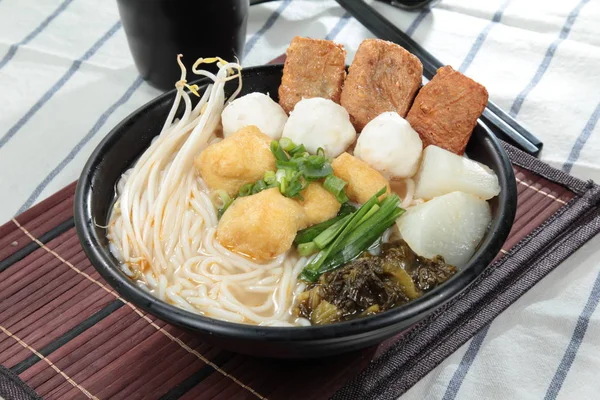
[195, 126, 275, 196]
[331, 153, 391, 204]
[278, 37, 347, 114]
[341, 39, 423, 131]
[217, 188, 306, 260]
[297, 182, 341, 228]
[406, 66, 488, 155]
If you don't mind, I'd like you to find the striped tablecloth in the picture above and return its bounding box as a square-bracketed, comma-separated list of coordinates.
[1, 0, 599, 399]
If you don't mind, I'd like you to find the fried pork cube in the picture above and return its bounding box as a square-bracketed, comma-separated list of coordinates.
[217, 188, 306, 260]
[297, 182, 341, 228]
[195, 126, 275, 196]
[331, 153, 390, 204]
[278, 37, 347, 114]
[406, 66, 489, 155]
[340, 39, 423, 131]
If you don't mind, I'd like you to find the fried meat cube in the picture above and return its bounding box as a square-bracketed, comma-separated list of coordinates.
[406, 66, 488, 155]
[331, 153, 390, 204]
[216, 188, 306, 260]
[278, 37, 347, 114]
[340, 39, 423, 131]
[296, 182, 341, 228]
[195, 126, 275, 196]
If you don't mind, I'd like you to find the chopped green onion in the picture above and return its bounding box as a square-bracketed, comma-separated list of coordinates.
[294, 204, 354, 245]
[289, 152, 326, 165]
[235, 140, 349, 204]
[294, 151, 310, 159]
[238, 183, 253, 197]
[277, 169, 288, 193]
[279, 137, 296, 151]
[288, 144, 306, 157]
[264, 170, 276, 185]
[323, 175, 349, 203]
[214, 190, 234, 218]
[251, 179, 267, 194]
[298, 242, 319, 257]
[313, 214, 351, 249]
[306, 154, 327, 166]
[213, 189, 230, 206]
[317, 195, 404, 274]
[300, 267, 321, 282]
[299, 187, 400, 282]
[295, 216, 342, 245]
[338, 202, 356, 216]
[299, 163, 333, 180]
[284, 173, 306, 199]
[270, 141, 289, 162]
[276, 160, 298, 170]
[358, 204, 380, 225]
[318, 208, 404, 275]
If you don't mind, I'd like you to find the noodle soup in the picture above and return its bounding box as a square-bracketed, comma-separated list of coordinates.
[107, 38, 500, 326]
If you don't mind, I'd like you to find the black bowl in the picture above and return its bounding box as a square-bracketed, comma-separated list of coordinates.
[74, 65, 517, 358]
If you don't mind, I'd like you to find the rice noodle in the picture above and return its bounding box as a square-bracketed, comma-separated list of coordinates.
[107, 56, 305, 325]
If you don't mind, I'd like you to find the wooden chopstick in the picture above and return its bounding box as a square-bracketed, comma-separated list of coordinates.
[334, 0, 543, 156]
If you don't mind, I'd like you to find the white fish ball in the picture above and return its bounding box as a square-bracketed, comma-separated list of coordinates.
[354, 112, 423, 179]
[282, 97, 356, 157]
[414, 145, 501, 200]
[397, 191, 492, 267]
[221, 92, 288, 139]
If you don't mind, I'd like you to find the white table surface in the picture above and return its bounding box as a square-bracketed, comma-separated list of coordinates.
[1, 0, 600, 399]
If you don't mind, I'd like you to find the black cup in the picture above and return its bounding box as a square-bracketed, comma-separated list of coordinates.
[117, 0, 249, 91]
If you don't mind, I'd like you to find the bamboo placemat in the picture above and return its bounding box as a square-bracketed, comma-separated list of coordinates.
[2, 141, 599, 400]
